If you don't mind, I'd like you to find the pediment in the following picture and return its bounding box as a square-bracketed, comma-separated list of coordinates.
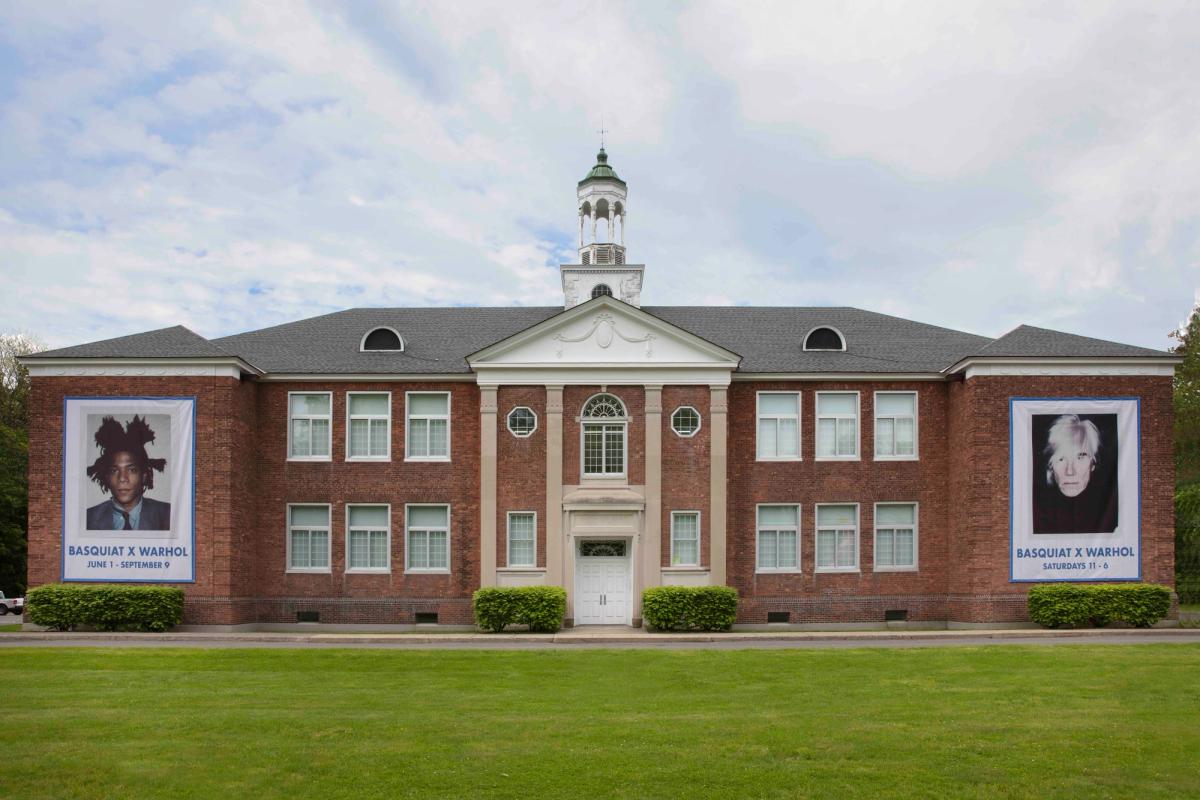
[468, 297, 740, 369]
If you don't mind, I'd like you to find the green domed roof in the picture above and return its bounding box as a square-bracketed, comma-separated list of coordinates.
[578, 148, 626, 187]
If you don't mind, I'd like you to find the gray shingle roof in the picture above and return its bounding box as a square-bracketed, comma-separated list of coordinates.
[969, 324, 1171, 359]
[30, 309, 1174, 375]
[31, 325, 233, 360]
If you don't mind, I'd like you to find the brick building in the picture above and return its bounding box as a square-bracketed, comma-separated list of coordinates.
[22, 150, 1181, 628]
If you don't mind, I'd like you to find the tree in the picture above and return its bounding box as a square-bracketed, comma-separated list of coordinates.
[0, 333, 44, 596]
[1171, 303, 1200, 603]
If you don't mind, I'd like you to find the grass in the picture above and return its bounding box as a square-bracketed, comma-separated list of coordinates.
[2, 645, 1199, 799]
[0, 623, 21, 632]
[1181, 603, 1200, 613]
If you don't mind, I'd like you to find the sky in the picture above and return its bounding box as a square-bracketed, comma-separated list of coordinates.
[1, 1, 1197, 351]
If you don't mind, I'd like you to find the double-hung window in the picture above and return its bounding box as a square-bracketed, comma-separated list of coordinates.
[346, 505, 390, 572]
[581, 393, 627, 477]
[671, 511, 700, 566]
[287, 504, 330, 572]
[756, 505, 799, 572]
[815, 504, 859, 572]
[507, 512, 536, 568]
[288, 392, 331, 460]
[757, 392, 800, 460]
[816, 392, 859, 459]
[874, 503, 918, 570]
[347, 392, 390, 460]
[406, 392, 450, 460]
[406, 505, 450, 572]
[875, 392, 917, 460]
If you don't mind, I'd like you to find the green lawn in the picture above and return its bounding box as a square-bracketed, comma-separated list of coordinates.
[2, 646, 1198, 799]
[0, 623, 21, 632]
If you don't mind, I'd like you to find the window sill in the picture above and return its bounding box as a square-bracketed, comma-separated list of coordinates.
[405, 456, 451, 463]
[499, 566, 543, 572]
[287, 456, 332, 463]
[755, 568, 802, 575]
[873, 566, 919, 573]
[346, 568, 391, 575]
[663, 564, 704, 571]
[286, 568, 332, 574]
[404, 569, 451, 575]
[346, 456, 391, 463]
[814, 567, 860, 574]
[756, 456, 802, 463]
[814, 456, 860, 462]
[874, 455, 918, 462]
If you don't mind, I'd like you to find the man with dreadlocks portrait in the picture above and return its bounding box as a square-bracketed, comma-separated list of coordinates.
[85, 415, 172, 530]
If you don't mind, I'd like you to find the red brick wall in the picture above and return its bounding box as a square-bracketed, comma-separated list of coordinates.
[943, 375, 1175, 622]
[26, 376, 258, 623]
[562, 386, 645, 486]
[726, 381, 952, 622]
[661, 387, 711, 568]
[249, 381, 480, 623]
[496, 386, 546, 568]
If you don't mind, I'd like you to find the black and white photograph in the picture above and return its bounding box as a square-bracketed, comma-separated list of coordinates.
[1031, 412, 1118, 535]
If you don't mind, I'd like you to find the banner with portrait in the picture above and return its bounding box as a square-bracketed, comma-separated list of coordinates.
[1010, 397, 1139, 582]
[62, 397, 195, 582]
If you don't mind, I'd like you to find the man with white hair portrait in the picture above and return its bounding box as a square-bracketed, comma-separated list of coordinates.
[1032, 413, 1119, 534]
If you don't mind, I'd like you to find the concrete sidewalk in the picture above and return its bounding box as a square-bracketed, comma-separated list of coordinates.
[3, 626, 1199, 649]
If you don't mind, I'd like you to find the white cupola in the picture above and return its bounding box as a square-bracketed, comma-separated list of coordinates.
[561, 148, 644, 308]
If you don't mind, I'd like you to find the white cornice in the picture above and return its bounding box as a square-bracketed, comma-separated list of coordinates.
[945, 357, 1180, 378]
[23, 357, 260, 379]
[473, 365, 733, 387]
[732, 372, 945, 382]
[259, 373, 477, 382]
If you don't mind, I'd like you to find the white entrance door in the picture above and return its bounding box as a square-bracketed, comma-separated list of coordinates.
[574, 540, 631, 625]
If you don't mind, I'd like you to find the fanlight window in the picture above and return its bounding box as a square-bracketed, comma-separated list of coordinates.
[804, 327, 845, 351]
[580, 540, 627, 557]
[362, 327, 404, 352]
[581, 393, 626, 476]
[591, 284, 613, 299]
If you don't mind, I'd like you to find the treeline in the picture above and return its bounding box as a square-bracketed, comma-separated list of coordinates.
[0, 334, 42, 596]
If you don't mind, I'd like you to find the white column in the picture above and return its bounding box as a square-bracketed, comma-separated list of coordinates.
[480, 386, 498, 587]
[578, 212, 585, 247]
[545, 386, 564, 588]
[643, 386, 663, 606]
[709, 386, 728, 585]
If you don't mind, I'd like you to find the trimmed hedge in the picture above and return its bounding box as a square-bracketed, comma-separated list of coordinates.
[473, 586, 567, 633]
[642, 586, 738, 631]
[1027, 583, 1172, 629]
[25, 584, 185, 632]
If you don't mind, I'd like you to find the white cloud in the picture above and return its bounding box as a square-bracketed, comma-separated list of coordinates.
[0, 0, 1196, 352]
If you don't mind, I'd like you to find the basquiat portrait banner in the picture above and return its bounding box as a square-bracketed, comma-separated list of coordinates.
[62, 397, 196, 582]
[1010, 397, 1140, 582]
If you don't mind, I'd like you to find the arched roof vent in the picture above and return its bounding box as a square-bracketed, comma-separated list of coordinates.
[803, 326, 846, 352]
[360, 327, 404, 352]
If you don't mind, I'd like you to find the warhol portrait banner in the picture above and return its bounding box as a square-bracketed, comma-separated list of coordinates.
[1010, 397, 1140, 582]
[62, 397, 196, 582]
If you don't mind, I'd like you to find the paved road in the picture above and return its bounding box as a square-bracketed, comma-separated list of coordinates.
[3, 632, 1199, 650]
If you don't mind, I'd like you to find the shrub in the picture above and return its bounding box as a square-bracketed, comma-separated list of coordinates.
[1028, 583, 1172, 629]
[642, 586, 738, 632]
[473, 586, 566, 633]
[25, 584, 184, 632]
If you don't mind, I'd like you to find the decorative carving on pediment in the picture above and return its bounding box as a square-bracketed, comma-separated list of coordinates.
[552, 312, 655, 358]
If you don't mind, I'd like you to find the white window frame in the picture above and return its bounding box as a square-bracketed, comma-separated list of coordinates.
[506, 406, 538, 438]
[506, 511, 537, 568]
[815, 391, 860, 461]
[345, 391, 391, 462]
[405, 503, 451, 574]
[873, 502, 919, 572]
[670, 406, 702, 438]
[286, 503, 332, 574]
[580, 393, 628, 479]
[755, 503, 801, 574]
[815, 502, 860, 573]
[345, 503, 391, 574]
[670, 510, 702, 566]
[405, 391, 451, 462]
[756, 391, 801, 462]
[287, 391, 333, 462]
[874, 391, 919, 461]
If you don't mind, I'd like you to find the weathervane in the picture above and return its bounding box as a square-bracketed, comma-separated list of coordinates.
[597, 115, 608, 149]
